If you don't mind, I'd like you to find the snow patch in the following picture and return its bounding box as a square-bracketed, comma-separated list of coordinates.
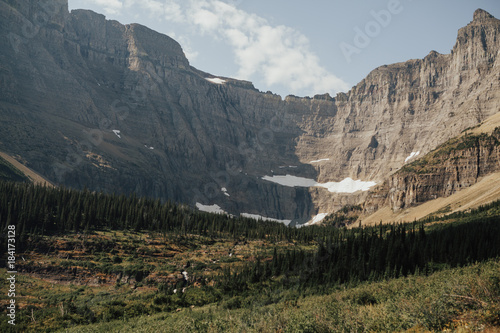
[205, 77, 226, 84]
[320, 178, 377, 193]
[144, 145, 154, 150]
[310, 158, 330, 163]
[405, 151, 420, 163]
[240, 213, 292, 225]
[196, 203, 226, 214]
[221, 187, 230, 197]
[262, 175, 376, 193]
[304, 213, 329, 226]
[112, 130, 121, 138]
[262, 175, 317, 187]
[182, 271, 188, 281]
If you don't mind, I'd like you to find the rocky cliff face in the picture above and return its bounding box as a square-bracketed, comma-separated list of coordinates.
[366, 128, 500, 212]
[0, 0, 317, 222]
[292, 8, 500, 214]
[1, 1, 499, 223]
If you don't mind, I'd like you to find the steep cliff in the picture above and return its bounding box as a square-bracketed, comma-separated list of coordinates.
[0, 0, 317, 222]
[291, 8, 500, 215]
[1, 1, 499, 223]
[388, 128, 500, 211]
[360, 116, 500, 224]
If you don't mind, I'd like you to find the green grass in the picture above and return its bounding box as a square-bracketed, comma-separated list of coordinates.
[0, 231, 308, 332]
[58, 259, 500, 333]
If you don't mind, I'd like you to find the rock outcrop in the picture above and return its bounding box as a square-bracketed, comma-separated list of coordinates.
[1, 1, 499, 223]
[365, 128, 500, 213]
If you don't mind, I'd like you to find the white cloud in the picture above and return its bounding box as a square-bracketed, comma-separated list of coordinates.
[83, 0, 349, 95]
[192, 9, 221, 32]
[88, 0, 123, 15]
[170, 33, 199, 61]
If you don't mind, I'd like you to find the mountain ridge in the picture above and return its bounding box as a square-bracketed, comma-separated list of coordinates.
[1, 1, 499, 224]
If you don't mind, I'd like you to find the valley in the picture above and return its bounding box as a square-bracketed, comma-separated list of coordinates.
[0, 180, 499, 332]
[1, 1, 500, 332]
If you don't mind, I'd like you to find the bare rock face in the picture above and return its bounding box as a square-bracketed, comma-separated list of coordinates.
[387, 128, 500, 211]
[1, 1, 500, 223]
[0, 0, 317, 222]
[293, 8, 500, 214]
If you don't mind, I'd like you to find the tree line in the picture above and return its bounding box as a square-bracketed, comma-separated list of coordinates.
[1, 180, 499, 292]
[0, 181, 344, 251]
[220, 217, 500, 292]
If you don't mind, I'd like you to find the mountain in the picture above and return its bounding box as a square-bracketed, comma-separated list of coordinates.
[1, 0, 499, 224]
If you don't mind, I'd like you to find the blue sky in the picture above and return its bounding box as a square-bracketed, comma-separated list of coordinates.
[68, 0, 500, 98]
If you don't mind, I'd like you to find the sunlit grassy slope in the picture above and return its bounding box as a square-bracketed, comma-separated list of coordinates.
[59, 260, 500, 333]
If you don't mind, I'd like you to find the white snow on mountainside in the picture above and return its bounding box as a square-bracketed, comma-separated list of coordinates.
[405, 151, 420, 163]
[261, 175, 376, 193]
[304, 213, 329, 226]
[205, 77, 226, 84]
[309, 158, 330, 163]
[196, 203, 227, 214]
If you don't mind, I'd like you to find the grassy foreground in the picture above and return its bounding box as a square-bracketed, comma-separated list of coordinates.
[58, 260, 500, 333]
[1, 182, 499, 332]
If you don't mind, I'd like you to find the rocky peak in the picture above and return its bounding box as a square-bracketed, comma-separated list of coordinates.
[473, 9, 496, 23]
[125, 23, 189, 70]
[451, 9, 500, 73]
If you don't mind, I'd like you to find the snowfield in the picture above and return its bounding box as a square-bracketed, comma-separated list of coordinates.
[262, 174, 376, 193]
[304, 213, 329, 226]
[405, 151, 420, 163]
[309, 158, 330, 163]
[262, 175, 317, 187]
[196, 203, 226, 214]
[205, 77, 226, 84]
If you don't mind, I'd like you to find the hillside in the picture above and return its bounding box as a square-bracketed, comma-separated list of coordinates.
[1, 1, 500, 223]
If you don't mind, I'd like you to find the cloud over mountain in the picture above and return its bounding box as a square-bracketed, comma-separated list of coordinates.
[85, 0, 349, 96]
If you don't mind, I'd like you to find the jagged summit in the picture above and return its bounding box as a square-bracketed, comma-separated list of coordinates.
[473, 8, 496, 22]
